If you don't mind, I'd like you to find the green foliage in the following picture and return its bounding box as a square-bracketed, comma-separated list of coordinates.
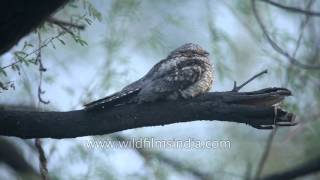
[2, 0, 320, 179]
[0, 68, 7, 77]
[72, 35, 88, 46]
[83, 0, 103, 21]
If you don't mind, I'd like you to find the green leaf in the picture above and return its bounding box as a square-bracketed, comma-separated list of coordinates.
[69, 2, 78, 8]
[58, 38, 66, 45]
[28, 58, 37, 65]
[85, 18, 93, 25]
[0, 68, 7, 77]
[51, 41, 56, 49]
[14, 51, 27, 57]
[73, 35, 88, 46]
[23, 41, 34, 49]
[88, 3, 102, 21]
[14, 52, 30, 66]
[11, 64, 20, 72]
[78, 39, 88, 46]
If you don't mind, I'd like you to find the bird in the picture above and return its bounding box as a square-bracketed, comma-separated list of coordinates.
[85, 43, 214, 111]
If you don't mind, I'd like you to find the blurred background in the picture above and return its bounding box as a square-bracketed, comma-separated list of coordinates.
[0, 0, 319, 179]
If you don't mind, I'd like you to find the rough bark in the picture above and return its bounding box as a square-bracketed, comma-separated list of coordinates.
[0, 88, 296, 139]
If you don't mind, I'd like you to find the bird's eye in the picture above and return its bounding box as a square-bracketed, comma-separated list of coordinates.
[189, 50, 209, 56]
[203, 51, 209, 56]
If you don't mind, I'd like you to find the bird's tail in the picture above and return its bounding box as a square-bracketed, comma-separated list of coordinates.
[84, 88, 140, 111]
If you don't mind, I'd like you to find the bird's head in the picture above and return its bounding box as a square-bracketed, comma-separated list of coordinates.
[168, 43, 209, 58]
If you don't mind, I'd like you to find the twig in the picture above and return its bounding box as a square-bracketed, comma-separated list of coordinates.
[254, 126, 278, 179]
[47, 15, 87, 37]
[37, 33, 50, 105]
[47, 17, 85, 30]
[260, 0, 320, 17]
[50, 19, 76, 37]
[0, 31, 66, 71]
[35, 139, 48, 180]
[285, 0, 314, 85]
[292, 2, 313, 58]
[35, 33, 49, 180]
[232, 69, 268, 92]
[55, 23, 75, 36]
[1, 14, 87, 71]
[251, 0, 320, 70]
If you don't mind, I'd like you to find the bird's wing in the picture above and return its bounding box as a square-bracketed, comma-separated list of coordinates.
[84, 88, 141, 111]
[156, 58, 205, 89]
[137, 59, 206, 102]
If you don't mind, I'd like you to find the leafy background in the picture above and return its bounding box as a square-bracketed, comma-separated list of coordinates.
[0, 0, 319, 179]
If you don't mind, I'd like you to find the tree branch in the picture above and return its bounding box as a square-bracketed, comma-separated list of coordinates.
[254, 127, 278, 179]
[34, 139, 48, 180]
[0, 88, 296, 139]
[47, 17, 85, 30]
[232, 69, 268, 92]
[251, 0, 320, 70]
[0, 31, 66, 71]
[260, 0, 320, 17]
[36, 32, 50, 105]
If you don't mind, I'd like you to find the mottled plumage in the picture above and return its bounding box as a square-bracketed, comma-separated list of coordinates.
[85, 43, 214, 110]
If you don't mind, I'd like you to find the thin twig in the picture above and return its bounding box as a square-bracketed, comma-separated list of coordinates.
[35, 139, 48, 180]
[286, 0, 314, 85]
[251, 0, 320, 70]
[0, 31, 66, 71]
[232, 69, 268, 92]
[47, 17, 85, 30]
[1, 14, 87, 71]
[51, 20, 76, 37]
[292, 4, 312, 58]
[254, 126, 278, 179]
[260, 0, 320, 17]
[37, 32, 50, 105]
[35, 32, 49, 180]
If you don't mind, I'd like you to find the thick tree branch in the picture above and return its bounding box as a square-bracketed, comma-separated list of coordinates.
[0, 88, 296, 139]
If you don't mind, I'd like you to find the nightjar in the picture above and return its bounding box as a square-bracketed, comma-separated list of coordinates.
[85, 43, 213, 110]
